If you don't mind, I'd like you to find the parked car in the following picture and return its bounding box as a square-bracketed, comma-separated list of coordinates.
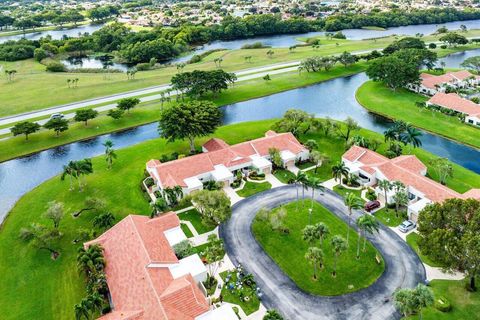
[398, 220, 416, 233]
[364, 200, 380, 212]
[49, 113, 64, 120]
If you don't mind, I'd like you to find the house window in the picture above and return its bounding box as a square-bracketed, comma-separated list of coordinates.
[359, 173, 369, 181]
[408, 193, 416, 201]
[468, 119, 474, 124]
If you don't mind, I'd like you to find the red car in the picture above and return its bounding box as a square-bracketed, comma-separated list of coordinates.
[364, 200, 381, 212]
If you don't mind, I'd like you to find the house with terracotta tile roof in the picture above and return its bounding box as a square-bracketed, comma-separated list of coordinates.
[409, 71, 480, 95]
[146, 130, 309, 197]
[85, 213, 237, 320]
[342, 146, 480, 221]
[427, 92, 480, 127]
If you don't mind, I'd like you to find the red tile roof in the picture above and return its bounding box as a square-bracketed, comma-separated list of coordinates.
[420, 71, 478, 89]
[87, 213, 209, 320]
[428, 92, 480, 116]
[148, 131, 307, 188]
[342, 146, 480, 203]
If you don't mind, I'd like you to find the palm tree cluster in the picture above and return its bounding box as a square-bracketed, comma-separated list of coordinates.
[293, 171, 325, 216]
[393, 284, 434, 319]
[75, 244, 109, 319]
[67, 78, 80, 88]
[162, 185, 183, 207]
[384, 120, 423, 157]
[61, 158, 93, 191]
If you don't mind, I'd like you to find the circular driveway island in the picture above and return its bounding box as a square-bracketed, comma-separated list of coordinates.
[219, 185, 426, 320]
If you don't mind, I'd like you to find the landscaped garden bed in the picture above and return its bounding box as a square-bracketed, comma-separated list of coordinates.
[237, 181, 272, 197]
[178, 208, 215, 235]
[252, 200, 384, 295]
[219, 267, 261, 315]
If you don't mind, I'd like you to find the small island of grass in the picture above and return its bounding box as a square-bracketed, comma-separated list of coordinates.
[252, 200, 385, 296]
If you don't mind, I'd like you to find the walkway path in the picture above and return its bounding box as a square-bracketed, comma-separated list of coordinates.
[220, 185, 426, 320]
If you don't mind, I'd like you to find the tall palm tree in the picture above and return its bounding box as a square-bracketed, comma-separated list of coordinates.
[300, 173, 309, 205]
[173, 185, 183, 200]
[400, 124, 423, 149]
[103, 140, 116, 170]
[61, 161, 78, 191]
[356, 214, 380, 257]
[378, 179, 391, 205]
[315, 222, 329, 249]
[308, 176, 325, 223]
[294, 171, 306, 210]
[86, 293, 103, 316]
[331, 235, 347, 277]
[305, 247, 324, 280]
[344, 193, 363, 245]
[331, 162, 349, 185]
[76, 159, 93, 191]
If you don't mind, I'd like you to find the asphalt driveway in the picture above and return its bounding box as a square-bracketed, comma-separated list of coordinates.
[219, 185, 426, 320]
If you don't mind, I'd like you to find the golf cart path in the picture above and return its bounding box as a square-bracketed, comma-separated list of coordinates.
[220, 185, 426, 320]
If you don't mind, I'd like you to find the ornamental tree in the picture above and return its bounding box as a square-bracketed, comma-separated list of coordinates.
[158, 100, 222, 153]
[11, 121, 40, 140]
[191, 190, 231, 226]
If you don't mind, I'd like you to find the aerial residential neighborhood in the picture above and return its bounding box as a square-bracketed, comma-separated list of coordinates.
[1, 1, 480, 320]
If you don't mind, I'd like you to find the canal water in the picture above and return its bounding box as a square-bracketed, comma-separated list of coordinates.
[0, 50, 479, 222]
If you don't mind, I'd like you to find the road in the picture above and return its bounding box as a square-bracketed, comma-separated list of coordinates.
[220, 185, 426, 320]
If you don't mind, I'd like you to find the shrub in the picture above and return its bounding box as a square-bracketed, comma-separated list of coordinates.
[241, 42, 269, 49]
[440, 44, 448, 49]
[173, 240, 194, 259]
[189, 55, 202, 63]
[34, 48, 47, 61]
[428, 43, 437, 49]
[366, 189, 377, 201]
[471, 97, 480, 104]
[46, 61, 66, 72]
[135, 63, 151, 71]
[249, 171, 266, 180]
[434, 296, 452, 312]
[144, 177, 154, 187]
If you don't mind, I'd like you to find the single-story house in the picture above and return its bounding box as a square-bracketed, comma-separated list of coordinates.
[427, 92, 480, 127]
[146, 130, 309, 196]
[409, 70, 480, 95]
[85, 213, 237, 320]
[342, 146, 480, 221]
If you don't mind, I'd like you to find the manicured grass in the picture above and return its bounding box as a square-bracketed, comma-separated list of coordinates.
[333, 185, 365, 204]
[297, 161, 316, 170]
[252, 200, 385, 295]
[405, 278, 480, 320]
[180, 223, 194, 238]
[406, 233, 444, 268]
[192, 242, 209, 256]
[0, 63, 367, 163]
[304, 163, 332, 182]
[373, 207, 407, 227]
[177, 209, 215, 235]
[220, 271, 260, 315]
[1, 34, 476, 116]
[356, 80, 480, 149]
[2, 119, 480, 319]
[273, 169, 295, 184]
[237, 181, 272, 197]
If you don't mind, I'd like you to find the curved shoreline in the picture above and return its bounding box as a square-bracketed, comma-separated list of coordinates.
[355, 82, 480, 151]
[220, 185, 426, 319]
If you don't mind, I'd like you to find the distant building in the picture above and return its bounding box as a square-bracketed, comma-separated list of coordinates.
[427, 92, 480, 127]
[410, 71, 480, 95]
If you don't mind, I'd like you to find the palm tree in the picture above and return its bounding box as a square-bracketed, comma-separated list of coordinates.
[86, 293, 103, 315]
[173, 185, 183, 200]
[61, 161, 78, 191]
[310, 150, 328, 173]
[76, 159, 93, 190]
[77, 244, 105, 277]
[400, 124, 423, 149]
[302, 225, 320, 245]
[305, 247, 324, 280]
[74, 298, 91, 320]
[392, 190, 409, 217]
[92, 212, 115, 230]
[331, 161, 349, 185]
[150, 198, 168, 218]
[294, 171, 306, 210]
[344, 193, 363, 245]
[308, 176, 325, 223]
[378, 179, 391, 205]
[315, 222, 329, 249]
[413, 284, 435, 320]
[103, 140, 116, 169]
[300, 173, 309, 205]
[356, 214, 380, 257]
[331, 235, 347, 277]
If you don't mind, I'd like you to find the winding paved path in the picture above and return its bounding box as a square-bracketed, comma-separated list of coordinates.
[220, 185, 426, 320]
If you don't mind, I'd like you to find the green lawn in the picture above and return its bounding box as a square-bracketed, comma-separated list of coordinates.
[237, 181, 272, 197]
[273, 169, 296, 184]
[1, 119, 480, 319]
[373, 207, 407, 227]
[178, 209, 216, 235]
[406, 232, 444, 268]
[297, 161, 316, 169]
[252, 200, 384, 295]
[180, 223, 194, 238]
[220, 271, 261, 315]
[405, 278, 480, 320]
[356, 81, 480, 149]
[0, 63, 367, 163]
[1, 33, 477, 116]
[333, 185, 365, 204]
